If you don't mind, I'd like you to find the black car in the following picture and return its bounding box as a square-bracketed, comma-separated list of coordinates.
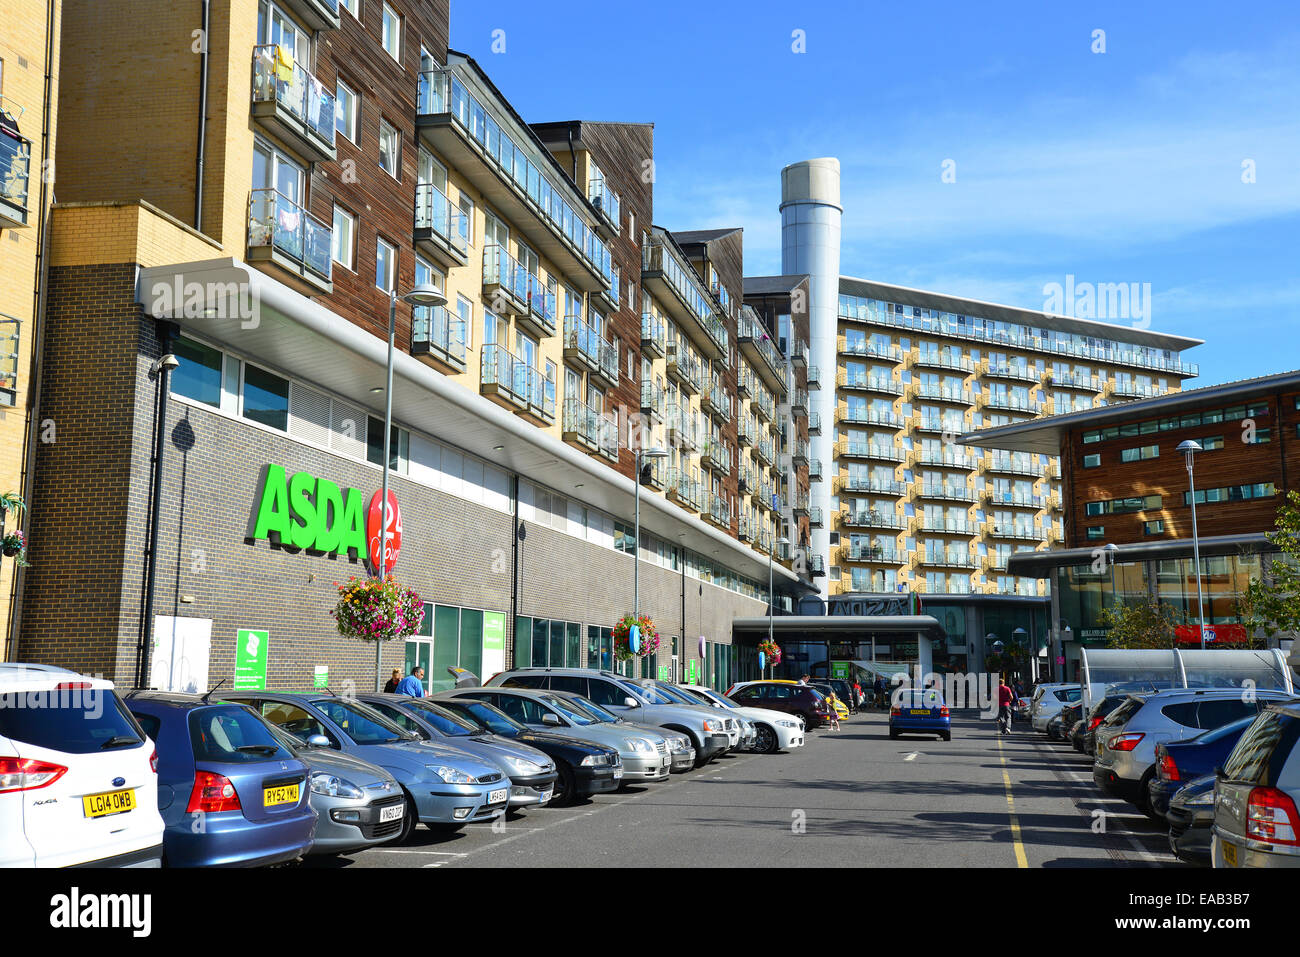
[1147, 714, 1258, 819]
[433, 695, 621, 805]
[1079, 694, 1129, 755]
[1165, 774, 1215, 866]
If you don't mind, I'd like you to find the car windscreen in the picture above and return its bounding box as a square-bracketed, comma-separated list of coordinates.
[0, 686, 145, 755]
[649, 683, 698, 705]
[558, 695, 619, 723]
[632, 682, 676, 705]
[311, 698, 408, 744]
[897, 689, 945, 708]
[443, 699, 526, 735]
[1222, 710, 1300, 787]
[1105, 697, 1146, 726]
[538, 694, 599, 726]
[189, 705, 293, 762]
[405, 700, 479, 736]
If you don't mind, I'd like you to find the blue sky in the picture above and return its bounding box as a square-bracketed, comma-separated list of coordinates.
[449, 1, 1299, 387]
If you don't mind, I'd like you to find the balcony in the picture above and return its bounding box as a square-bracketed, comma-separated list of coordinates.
[1110, 381, 1165, 401]
[0, 313, 19, 407]
[0, 108, 31, 228]
[751, 387, 775, 423]
[667, 468, 702, 512]
[911, 349, 972, 374]
[593, 337, 619, 388]
[791, 439, 809, 467]
[701, 435, 731, 474]
[482, 244, 529, 314]
[666, 341, 702, 395]
[739, 307, 788, 394]
[809, 506, 824, 528]
[594, 261, 620, 313]
[981, 488, 1044, 509]
[563, 315, 601, 373]
[738, 515, 755, 541]
[755, 481, 776, 512]
[791, 389, 809, 416]
[912, 517, 976, 536]
[410, 305, 466, 373]
[1048, 492, 1063, 511]
[738, 464, 755, 495]
[979, 392, 1037, 414]
[837, 476, 905, 496]
[837, 442, 904, 464]
[736, 366, 753, 399]
[481, 343, 556, 424]
[753, 435, 775, 467]
[666, 404, 699, 450]
[913, 415, 966, 435]
[640, 381, 665, 420]
[247, 189, 332, 294]
[808, 411, 822, 435]
[984, 522, 1041, 542]
[705, 495, 731, 530]
[417, 68, 609, 291]
[791, 492, 809, 517]
[414, 182, 470, 268]
[790, 340, 808, 367]
[562, 397, 604, 453]
[701, 380, 730, 420]
[837, 407, 903, 429]
[983, 452, 1040, 477]
[280, 0, 340, 30]
[642, 234, 728, 357]
[736, 417, 756, 448]
[838, 370, 905, 396]
[809, 554, 826, 577]
[807, 365, 821, 389]
[588, 177, 621, 237]
[911, 384, 972, 406]
[911, 449, 974, 469]
[251, 46, 336, 163]
[842, 510, 906, 532]
[840, 338, 904, 363]
[1050, 372, 1103, 392]
[918, 550, 980, 569]
[979, 359, 1042, 383]
[916, 483, 978, 502]
[641, 313, 667, 359]
[842, 542, 904, 564]
[642, 458, 667, 491]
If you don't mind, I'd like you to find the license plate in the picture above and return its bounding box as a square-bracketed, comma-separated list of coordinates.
[909, 709, 930, 715]
[1222, 840, 1239, 868]
[613, 767, 623, 779]
[264, 783, 300, 807]
[488, 788, 508, 805]
[83, 788, 136, 819]
[379, 804, 404, 823]
[540, 789, 552, 804]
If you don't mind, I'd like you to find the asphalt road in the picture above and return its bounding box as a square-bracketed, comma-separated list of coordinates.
[302, 709, 1185, 868]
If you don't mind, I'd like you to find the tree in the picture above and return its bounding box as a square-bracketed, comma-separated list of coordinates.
[1101, 599, 1180, 649]
[1242, 489, 1300, 643]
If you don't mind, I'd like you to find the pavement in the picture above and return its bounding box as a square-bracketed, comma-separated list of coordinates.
[300, 708, 1185, 868]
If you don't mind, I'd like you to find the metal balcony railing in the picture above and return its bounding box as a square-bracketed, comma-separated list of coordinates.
[411, 305, 466, 370]
[414, 182, 470, 257]
[247, 188, 332, 283]
[252, 45, 336, 152]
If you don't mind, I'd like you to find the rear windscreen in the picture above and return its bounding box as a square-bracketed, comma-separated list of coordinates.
[189, 706, 293, 762]
[1222, 711, 1300, 787]
[0, 687, 144, 754]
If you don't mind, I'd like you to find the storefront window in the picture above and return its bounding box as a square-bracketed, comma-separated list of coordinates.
[242, 363, 290, 431]
[171, 337, 223, 408]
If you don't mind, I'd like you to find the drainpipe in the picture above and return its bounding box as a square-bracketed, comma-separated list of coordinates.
[194, 0, 210, 230]
[138, 329, 179, 689]
[509, 474, 520, 667]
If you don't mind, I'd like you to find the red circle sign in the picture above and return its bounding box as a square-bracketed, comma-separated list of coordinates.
[367, 490, 402, 575]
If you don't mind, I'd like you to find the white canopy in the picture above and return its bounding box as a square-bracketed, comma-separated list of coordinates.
[1079, 648, 1293, 711]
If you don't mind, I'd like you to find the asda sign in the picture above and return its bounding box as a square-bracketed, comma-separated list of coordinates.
[250, 464, 401, 572]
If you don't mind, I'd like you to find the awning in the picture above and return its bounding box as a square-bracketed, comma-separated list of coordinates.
[1007, 532, 1274, 578]
[731, 615, 946, 641]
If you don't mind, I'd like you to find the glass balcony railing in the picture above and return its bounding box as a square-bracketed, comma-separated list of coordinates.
[844, 542, 903, 563]
[252, 45, 336, 151]
[589, 177, 620, 228]
[739, 308, 787, 387]
[640, 312, 667, 357]
[525, 271, 558, 336]
[642, 235, 728, 355]
[839, 370, 904, 394]
[483, 244, 529, 305]
[596, 336, 619, 385]
[666, 340, 702, 393]
[247, 188, 332, 283]
[0, 312, 19, 406]
[840, 339, 904, 363]
[563, 314, 601, 369]
[563, 397, 602, 449]
[411, 305, 466, 368]
[839, 407, 904, 428]
[838, 442, 904, 462]
[912, 384, 971, 404]
[482, 343, 553, 419]
[640, 381, 665, 418]
[415, 182, 469, 256]
[844, 509, 906, 530]
[0, 109, 31, 225]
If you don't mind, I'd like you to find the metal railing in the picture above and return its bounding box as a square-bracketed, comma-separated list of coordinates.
[482, 244, 529, 306]
[589, 177, 621, 228]
[563, 314, 601, 368]
[411, 305, 466, 367]
[641, 312, 667, 357]
[252, 45, 336, 149]
[247, 188, 332, 281]
[415, 182, 470, 255]
[642, 235, 728, 354]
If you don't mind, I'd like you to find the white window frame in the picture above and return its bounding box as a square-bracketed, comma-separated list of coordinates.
[381, 2, 402, 62]
[376, 237, 398, 294]
[378, 119, 401, 180]
[335, 79, 359, 144]
[331, 205, 356, 270]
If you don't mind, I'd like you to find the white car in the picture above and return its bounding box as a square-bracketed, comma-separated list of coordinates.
[1029, 683, 1081, 732]
[0, 664, 164, 867]
[675, 684, 805, 753]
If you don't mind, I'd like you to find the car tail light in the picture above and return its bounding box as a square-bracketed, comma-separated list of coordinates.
[890, 707, 900, 716]
[54, 681, 94, 691]
[0, 756, 69, 793]
[939, 707, 950, 717]
[150, 749, 159, 774]
[1088, 716, 1104, 731]
[186, 771, 241, 813]
[1158, 751, 1179, 782]
[1246, 787, 1300, 846]
[1108, 732, 1144, 752]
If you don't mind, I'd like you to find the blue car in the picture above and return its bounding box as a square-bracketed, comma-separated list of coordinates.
[1147, 714, 1258, 819]
[126, 693, 316, 867]
[889, 688, 951, 741]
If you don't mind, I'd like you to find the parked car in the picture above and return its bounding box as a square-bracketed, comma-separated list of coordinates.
[676, 683, 805, 753]
[1148, 714, 1259, 819]
[809, 682, 852, 720]
[1077, 694, 1130, 756]
[223, 692, 509, 840]
[1048, 701, 1082, 742]
[1212, 702, 1300, 869]
[127, 693, 315, 867]
[432, 695, 622, 805]
[445, 687, 673, 785]
[818, 678, 860, 714]
[1166, 774, 1216, 866]
[0, 664, 164, 868]
[488, 668, 731, 767]
[726, 681, 833, 729]
[358, 693, 558, 810]
[630, 680, 745, 753]
[1029, 684, 1080, 732]
[1094, 688, 1297, 816]
[547, 691, 696, 773]
[890, 687, 951, 741]
[258, 721, 405, 856]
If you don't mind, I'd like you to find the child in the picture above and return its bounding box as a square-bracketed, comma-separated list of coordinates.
[826, 693, 841, 731]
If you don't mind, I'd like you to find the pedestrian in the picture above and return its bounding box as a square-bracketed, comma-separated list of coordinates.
[826, 692, 841, 731]
[383, 669, 401, 694]
[875, 676, 887, 710]
[395, 665, 426, 698]
[798, 674, 810, 685]
[997, 674, 1014, 734]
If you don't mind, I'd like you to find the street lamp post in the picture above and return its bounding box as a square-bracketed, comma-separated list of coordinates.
[1177, 440, 1207, 649]
[769, 535, 790, 678]
[633, 447, 669, 675]
[374, 282, 446, 691]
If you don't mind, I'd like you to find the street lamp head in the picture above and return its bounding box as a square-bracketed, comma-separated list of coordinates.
[639, 447, 670, 459]
[776, 536, 790, 546]
[401, 283, 448, 308]
[1176, 439, 1203, 455]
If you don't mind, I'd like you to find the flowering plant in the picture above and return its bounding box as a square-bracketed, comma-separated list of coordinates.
[612, 614, 659, 661]
[757, 638, 782, 666]
[330, 577, 424, 643]
[1, 530, 29, 567]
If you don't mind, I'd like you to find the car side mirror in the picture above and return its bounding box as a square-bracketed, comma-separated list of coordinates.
[1213, 765, 1225, 781]
[624, 697, 640, 708]
[306, 734, 330, 748]
[541, 713, 561, 727]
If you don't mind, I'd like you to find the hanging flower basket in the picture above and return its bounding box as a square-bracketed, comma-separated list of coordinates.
[757, 638, 782, 666]
[1, 530, 30, 567]
[612, 614, 659, 662]
[330, 577, 424, 643]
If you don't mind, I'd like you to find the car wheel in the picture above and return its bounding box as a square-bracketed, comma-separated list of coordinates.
[1138, 769, 1161, 820]
[889, 729, 899, 739]
[552, 761, 576, 806]
[395, 790, 418, 845]
[941, 732, 951, 742]
[754, 724, 779, 754]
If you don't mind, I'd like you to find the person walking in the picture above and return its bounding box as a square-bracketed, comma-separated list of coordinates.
[383, 669, 402, 694]
[825, 692, 841, 731]
[997, 675, 1014, 734]
[395, 665, 426, 698]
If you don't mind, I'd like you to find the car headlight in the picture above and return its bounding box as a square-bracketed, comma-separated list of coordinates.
[624, 738, 653, 753]
[579, 754, 607, 767]
[778, 719, 797, 728]
[668, 736, 688, 751]
[426, 765, 479, 785]
[1185, 789, 1216, 807]
[310, 772, 364, 799]
[703, 719, 724, 732]
[505, 756, 543, 775]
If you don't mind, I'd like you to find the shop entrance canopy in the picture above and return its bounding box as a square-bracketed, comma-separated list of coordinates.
[1079, 648, 1294, 711]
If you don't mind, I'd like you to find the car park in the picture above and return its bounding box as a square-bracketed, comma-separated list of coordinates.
[726, 681, 833, 729]
[1166, 774, 1216, 866]
[488, 668, 731, 767]
[223, 692, 510, 840]
[1094, 687, 1297, 816]
[1148, 714, 1259, 819]
[1076, 694, 1129, 756]
[1212, 702, 1300, 869]
[432, 695, 622, 805]
[629, 680, 744, 753]
[127, 693, 315, 867]
[446, 687, 672, 785]
[676, 683, 805, 753]
[0, 665, 164, 868]
[890, 687, 951, 741]
[546, 690, 696, 772]
[358, 693, 558, 810]
[1029, 684, 1080, 732]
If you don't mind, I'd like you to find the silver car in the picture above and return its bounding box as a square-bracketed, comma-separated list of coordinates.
[446, 687, 672, 785]
[1029, 684, 1080, 732]
[1213, 702, 1300, 869]
[547, 691, 697, 773]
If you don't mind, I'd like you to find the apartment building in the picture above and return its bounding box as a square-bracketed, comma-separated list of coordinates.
[18, 0, 811, 691]
[0, 0, 59, 659]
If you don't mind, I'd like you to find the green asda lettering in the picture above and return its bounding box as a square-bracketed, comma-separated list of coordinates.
[252, 463, 367, 557]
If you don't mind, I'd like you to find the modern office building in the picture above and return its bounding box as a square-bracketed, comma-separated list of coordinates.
[963, 368, 1300, 679]
[14, 0, 812, 691]
[0, 0, 59, 660]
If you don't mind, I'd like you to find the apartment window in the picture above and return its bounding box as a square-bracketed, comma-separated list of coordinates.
[1184, 483, 1276, 506]
[1248, 428, 1272, 444]
[331, 206, 356, 269]
[459, 194, 475, 246]
[242, 364, 290, 432]
[1085, 494, 1162, 516]
[381, 3, 402, 62]
[1083, 453, 1101, 468]
[1086, 526, 1105, 541]
[1143, 520, 1165, 536]
[1201, 435, 1225, 451]
[1119, 444, 1159, 462]
[335, 80, 359, 143]
[378, 120, 400, 178]
[375, 238, 397, 293]
[339, 0, 358, 17]
[171, 337, 224, 408]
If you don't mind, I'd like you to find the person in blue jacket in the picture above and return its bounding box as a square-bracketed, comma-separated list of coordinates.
[395, 666, 426, 697]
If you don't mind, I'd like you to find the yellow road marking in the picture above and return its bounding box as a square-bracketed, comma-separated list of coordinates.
[997, 732, 1029, 868]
